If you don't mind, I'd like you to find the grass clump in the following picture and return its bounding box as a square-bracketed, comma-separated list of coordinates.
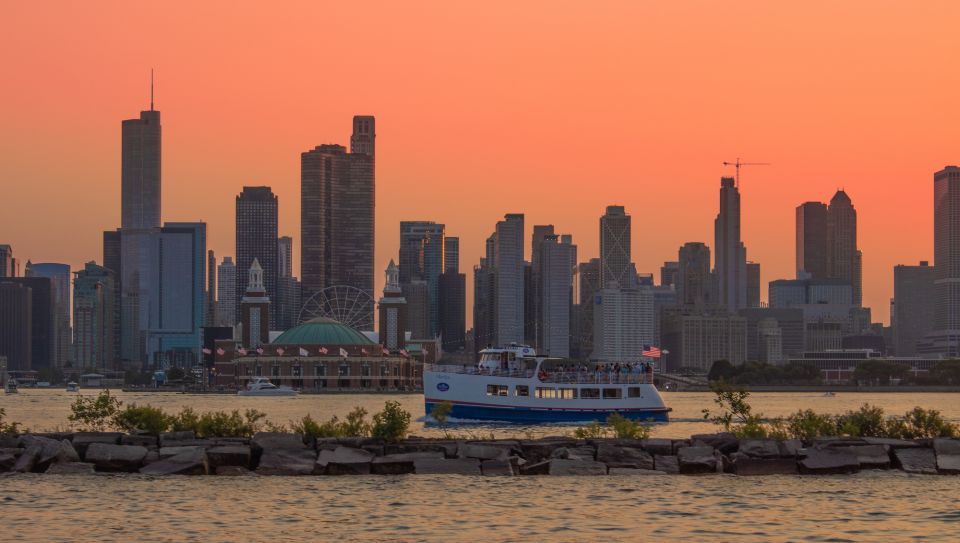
[573, 413, 651, 440]
[69, 390, 122, 431]
[371, 401, 412, 442]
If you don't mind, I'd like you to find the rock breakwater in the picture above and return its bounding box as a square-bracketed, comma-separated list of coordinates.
[1, 432, 958, 476]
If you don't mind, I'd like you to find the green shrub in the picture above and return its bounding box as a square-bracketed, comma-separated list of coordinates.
[0, 408, 23, 434]
[113, 404, 171, 435]
[887, 407, 959, 439]
[169, 407, 201, 433]
[168, 408, 266, 438]
[69, 390, 122, 431]
[371, 401, 412, 442]
[291, 414, 324, 438]
[606, 413, 650, 440]
[341, 407, 371, 437]
[786, 409, 837, 439]
[573, 421, 607, 439]
[291, 408, 373, 439]
[837, 404, 886, 437]
[430, 401, 453, 426]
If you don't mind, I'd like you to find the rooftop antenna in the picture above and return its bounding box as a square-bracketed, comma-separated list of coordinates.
[150, 68, 154, 111]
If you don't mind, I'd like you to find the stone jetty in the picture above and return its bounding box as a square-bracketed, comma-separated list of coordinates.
[1, 432, 958, 476]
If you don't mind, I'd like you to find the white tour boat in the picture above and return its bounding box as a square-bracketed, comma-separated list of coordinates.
[424, 345, 671, 423]
[4, 380, 18, 394]
[65, 382, 79, 392]
[237, 377, 299, 397]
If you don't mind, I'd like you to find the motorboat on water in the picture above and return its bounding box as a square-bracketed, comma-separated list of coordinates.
[424, 345, 671, 424]
[4, 380, 18, 394]
[66, 382, 79, 392]
[237, 377, 299, 397]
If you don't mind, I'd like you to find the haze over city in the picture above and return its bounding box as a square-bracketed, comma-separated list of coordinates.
[4, 2, 960, 324]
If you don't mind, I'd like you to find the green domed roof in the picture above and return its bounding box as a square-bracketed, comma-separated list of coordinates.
[271, 317, 375, 346]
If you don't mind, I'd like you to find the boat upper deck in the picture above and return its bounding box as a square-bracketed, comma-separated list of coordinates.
[425, 362, 655, 385]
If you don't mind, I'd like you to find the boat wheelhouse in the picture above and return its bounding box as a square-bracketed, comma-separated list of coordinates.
[424, 345, 670, 424]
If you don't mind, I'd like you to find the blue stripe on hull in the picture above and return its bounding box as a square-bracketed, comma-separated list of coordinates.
[425, 402, 669, 424]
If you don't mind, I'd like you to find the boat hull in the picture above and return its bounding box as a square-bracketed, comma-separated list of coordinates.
[425, 400, 669, 423]
[237, 390, 298, 397]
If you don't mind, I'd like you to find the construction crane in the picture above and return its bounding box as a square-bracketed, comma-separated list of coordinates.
[722, 158, 770, 188]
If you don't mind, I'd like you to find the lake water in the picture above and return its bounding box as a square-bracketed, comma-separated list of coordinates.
[1, 390, 958, 542]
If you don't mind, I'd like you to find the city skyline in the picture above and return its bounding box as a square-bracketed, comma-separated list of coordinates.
[4, 3, 960, 327]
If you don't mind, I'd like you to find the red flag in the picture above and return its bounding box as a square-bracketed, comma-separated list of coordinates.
[256, 348, 264, 355]
[399, 349, 409, 358]
[238, 348, 248, 356]
[319, 346, 329, 355]
[216, 347, 225, 356]
[202, 348, 212, 355]
[361, 348, 369, 355]
[276, 347, 285, 356]
[382, 347, 390, 356]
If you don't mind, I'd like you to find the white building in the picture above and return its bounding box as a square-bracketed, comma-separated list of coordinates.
[539, 234, 577, 357]
[592, 284, 653, 363]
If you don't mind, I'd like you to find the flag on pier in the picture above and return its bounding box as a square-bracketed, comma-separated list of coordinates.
[642, 345, 662, 358]
[216, 347, 225, 356]
[202, 348, 212, 355]
[339, 347, 349, 358]
[382, 347, 390, 356]
[319, 346, 329, 355]
[299, 347, 309, 356]
[276, 347, 285, 356]
[238, 348, 248, 356]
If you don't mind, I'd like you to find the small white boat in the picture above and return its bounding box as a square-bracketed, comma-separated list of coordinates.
[36, 381, 51, 388]
[237, 377, 298, 397]
[4, 380, 18, 394]
[822, 391, 836, 397]
[66, 382, 79, 392]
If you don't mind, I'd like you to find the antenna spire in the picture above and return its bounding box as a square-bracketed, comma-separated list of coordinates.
[150, 68, 154, 111]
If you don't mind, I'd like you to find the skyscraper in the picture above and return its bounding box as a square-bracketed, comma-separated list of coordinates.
[236, 186, 278, 328]
[438, 236, 465, 352]
[102, 230, 122, 363]
[746, 261, 761, 308]
[921, 166, 960, 355]
[121, 107, 161, 230]
[206, 250, 217, 326]
[600, 206, 631, 288]
[239, 259, 270, 349]
[278, 236, 294, 278]
[73, 262, 115, 370]
[660, 261, 679, 289]
[25, 262, 72, 368]
[827, 190, 861, 306]
[678, 242, 714, 309]
[216, 257, 237, 327]
[592, 285, 653, 362]
[3, 276, 54, 370]
[530, 224, 555, 350]
[893, 261, 935, 356]
[575, 258, 601, 358]
[276, 235, 300, 330]
[494, 214, 525, 346]
[796, 201, 829, 278]
[0, 244, 16, 277]
[444, 237, 460, 275]
[538, 234, 577, 357]
[301, 119, 375, 330]
[398, 221, 444, 336]
[714, 177, 748, 313]
[0, 282, 32, 371]
[473, 236, 496, 353]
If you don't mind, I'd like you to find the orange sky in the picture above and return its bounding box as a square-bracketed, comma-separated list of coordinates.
[2, 1, 959, 326]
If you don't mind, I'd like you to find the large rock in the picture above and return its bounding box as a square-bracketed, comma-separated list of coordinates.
[677, 446, 718, 474]
[56, 439, 81, 463]
[256, 448, 317, 476]
[72, 433, 122, 457]
[640, 439, 674, 456]
[934, 439, 960, 474]
[458, 442, 511, 461]
[12, 446, 41, 473]
[835, 445, 891, 469]
[691, 433, 739, 454]
[778, 440, 803, 457]
[893, 448, 938, 475]
[0, 435, 19, 448]
[20, 435, 79, 471]
[481, 459, 514, 476]
[159, 431, 196, 446]
[46, 462, 96, 475]
[812, 437, 867, 448]
[798, 448, 859, 475]
[519, 460, 551, 476]
[370, 452, 444, 475]
[121, 435, 159, 449]
[739, 440, 781, 459]
[550, 445, 596, 461]
[596, 443, 654, 469]
[653, 455, 679, 474]
[0, 453, 16, 472]
[252, 432, 306, 452]
[608, 468, 668, 476]
[159, 446, 206, 459]
[547, 459, 607, 476]
[316, 446, 374, 475]
[85, 443, 148, 472]
[863, 437, 920, 449]
[206, 446, 251, 468]
[140, 448, 209, 476]
[730, 453, 798, 476]
[215, 466, 252, 476]
[385, 441, 457, 458]
[519, 440, 578, 463]
[413, 458, 481, 475]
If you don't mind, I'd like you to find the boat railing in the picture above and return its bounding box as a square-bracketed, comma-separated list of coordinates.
[425, 364, 536, 379]
[538, 371, 653, 385]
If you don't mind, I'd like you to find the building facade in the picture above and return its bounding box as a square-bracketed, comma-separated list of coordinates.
[25, 262, 72, 368]
[678, 242, 714, 309]
[398, 221, 445, 337]
[600, 206, 632, 289]
[893, 261, 935, 356]
[72, 262, 115, 370]
[538, 234, 577, 357]
[216, 256, 237, 327]
[827, 190, 861, 306]
[0, 282, 32, 371]
[236, 186, 278, 328]
[239, 259, 271, 349]
[796, 201, 830, 279]
[592, 286, 653, 363]
[714, 177, 748, 313]
[493, 214, 525, 346]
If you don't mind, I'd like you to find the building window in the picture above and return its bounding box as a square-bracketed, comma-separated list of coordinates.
[255, 365, 262, 376]
[339, 365, 350, 377]
[535, 387, 557, 399]
[315, 364, 326, 376]
[486, 384, 509, 396]
[293, 365, 302, 377]
[271, 364, 280, 377]
[580, 388, 600, 399]
[559, 388, 577, 399]
[515, 385, 529, 397]
[627, 387, 642, 398]
[361, 365, 371, 377]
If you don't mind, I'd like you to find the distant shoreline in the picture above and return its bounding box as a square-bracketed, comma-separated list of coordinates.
[663, 385, 960, 393]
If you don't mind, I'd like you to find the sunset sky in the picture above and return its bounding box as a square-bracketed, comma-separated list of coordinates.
[3, 2, 959, 325]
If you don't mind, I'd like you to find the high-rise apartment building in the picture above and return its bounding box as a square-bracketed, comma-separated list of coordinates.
[600, 206, 632, 288]
[398, 221, 444, 336]
[121, 108, 161, 230]
[0, 282, 32, 371]
[494, 214, 525, 346]
[216, 257, 237, 327]
[796, 202, 829, 278]
[575, 258, 601, 358]
[276, 235, 300, 331]
[0, 245, 16, 277]
[301, 119, 375, 330]
[438, 236, 465, 352]
[893, 261, 935, 356]
[3, 276, 54, 370]
[206, 250, 217, 326]
[538, 234, 577, 357]
[746, 261, 761, 308]
[920, 166, 960, 356]
[25, 262, 72, 367]
[660, 261, 679, 289]
[102, 230, 122, 363]
[592, 285, 653, 363]
[714, 177, 748, 313]
[73, 262, 115, 370]
[678, 242, 714, 309]
[661, 311, 747, 371]
[236, 186, 278, 328]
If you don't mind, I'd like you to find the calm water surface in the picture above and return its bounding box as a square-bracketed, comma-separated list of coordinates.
[2, 391, 958, 542]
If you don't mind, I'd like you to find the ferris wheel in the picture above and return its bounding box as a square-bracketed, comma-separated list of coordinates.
[298, 285, 375, 331]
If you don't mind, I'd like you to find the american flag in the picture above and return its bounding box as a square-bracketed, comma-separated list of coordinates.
[276, 347, 285, 356]
[238, 348, 248, 356]
[381, 347, 390, 356]
[319, 346, 329, 355]
[642, 345, 662, 358]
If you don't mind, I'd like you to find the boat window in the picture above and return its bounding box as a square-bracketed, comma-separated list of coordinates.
[580, 388, 600, 399]
[486, 384, 509, 396]
[558, 388, 577, 399]
[627, 387, 642, 398]
[535, 387, 558, 399]
[603, 388, 623, 399]
[515, 385, 529, 397]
